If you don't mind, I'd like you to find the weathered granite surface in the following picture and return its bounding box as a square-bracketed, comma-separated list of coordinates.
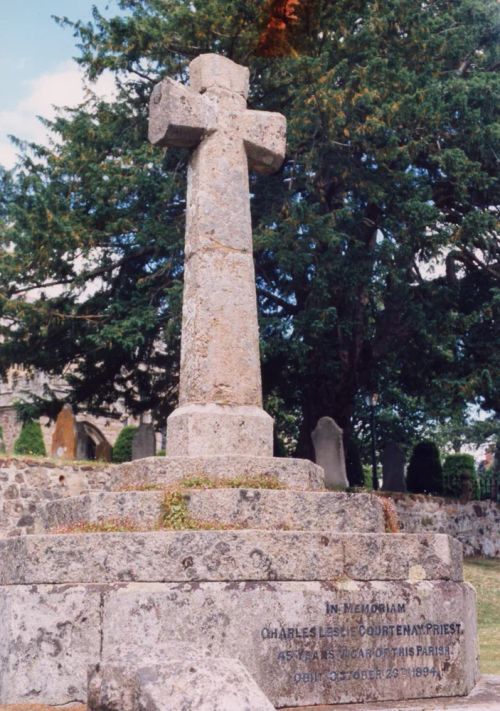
[0, 456, 325, 537]
[102, 580, 478, 707]
[87, 455, 325, 491]
[1, 676, 498, 709]
[2, 459, 497, 557]
[0, 532, 462, 585]
[88, 651, 275, 711]
[150, 54, 286, 457]
[281, 675, 500, 710]
[39, 489, 385, 534]
[0, 579, 478, 706]
[0, 583, 101, 704]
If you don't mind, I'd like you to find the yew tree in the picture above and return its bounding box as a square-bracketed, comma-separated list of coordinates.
[0, 0, 498, 455]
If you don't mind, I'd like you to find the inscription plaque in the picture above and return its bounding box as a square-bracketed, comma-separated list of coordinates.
[104, 579, 478, 707]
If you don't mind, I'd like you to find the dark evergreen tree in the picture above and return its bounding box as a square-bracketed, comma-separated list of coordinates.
[407, 441, 443, 495]
[443, 453, 479, 499]
[0, 0, 498, 452]
[13, 421, 46, 457]
[112, 425, 138, 463]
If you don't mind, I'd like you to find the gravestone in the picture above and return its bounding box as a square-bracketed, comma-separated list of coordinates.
[132, 423, 156, 460]
[311, 417, 349, 489]
[149, 53, 286, 457]
[51, 404, 77, 460]
[382, 441, 407, 492]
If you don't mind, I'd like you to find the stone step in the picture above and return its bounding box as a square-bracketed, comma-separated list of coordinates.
[85, 455, 325, 491]
[0, 531, 462, 585]
[38, 489, 385, 534]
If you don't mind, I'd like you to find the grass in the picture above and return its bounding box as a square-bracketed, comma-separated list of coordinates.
[464, 557, 500, 674]
[118, 473, 286, 493]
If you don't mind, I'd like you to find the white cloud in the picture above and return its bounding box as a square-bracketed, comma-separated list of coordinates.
[0, 60, 116, 169]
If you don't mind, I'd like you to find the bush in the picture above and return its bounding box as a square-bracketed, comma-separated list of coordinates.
[443, 454, 480, 500]
[0, 425, 5, 454]
[112, 425, 138, 463]
[362, 464, 373, 490]
[13, 420, 46, 457]
[407, 441, 443, 495]
[345, 438, 364, 487]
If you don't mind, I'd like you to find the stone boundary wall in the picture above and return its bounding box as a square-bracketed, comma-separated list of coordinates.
[382, 492, 500, 558]
[0, 458, 499, 558]
[0, 458, 100, 536]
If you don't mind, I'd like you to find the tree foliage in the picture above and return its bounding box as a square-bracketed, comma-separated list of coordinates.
[443, 452, 479, 498]
[13, 420, 47, 457]
[407, 440, 443, 494]
[0, 0, 498, 456]
[112, 425, 138, 463]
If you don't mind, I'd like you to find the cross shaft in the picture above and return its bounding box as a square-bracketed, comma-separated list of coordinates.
[149, 54, 286, 457]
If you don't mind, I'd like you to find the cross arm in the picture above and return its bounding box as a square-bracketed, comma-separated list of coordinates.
[240, 111, 287, 175]
[149, 78, 209, 149]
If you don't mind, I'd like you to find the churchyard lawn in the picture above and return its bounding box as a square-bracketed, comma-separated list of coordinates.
[464, 557, 500, 674]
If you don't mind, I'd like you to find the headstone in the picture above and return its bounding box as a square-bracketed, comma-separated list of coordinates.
[132, 423, 156, 460]
[51, 404, 77, 460]
[75, 422, 112, 462]
[311, 417, 349, 488]
[382, 441, 407, 492]
[149, 54, 286, 458]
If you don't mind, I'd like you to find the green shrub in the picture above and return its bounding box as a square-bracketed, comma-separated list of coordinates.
[407, 441, 443, 495]
[112, 425, 138, 463]
[0, 425, 5, 454]
[443, 453, 480, 500]
[362, 464, 373, 490]
[345, 438, 364, 487]
[13, 420, 46, 457]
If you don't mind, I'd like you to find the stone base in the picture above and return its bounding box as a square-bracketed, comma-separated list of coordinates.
[0, 531, 479, 707]
[87, 454, 325, 491]
[281, 676, 500, 710]
[166, 403, 274, 456]
[39, 490, 385, 534]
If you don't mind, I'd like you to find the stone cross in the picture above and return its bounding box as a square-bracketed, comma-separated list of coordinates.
[149, 55, 286, 457]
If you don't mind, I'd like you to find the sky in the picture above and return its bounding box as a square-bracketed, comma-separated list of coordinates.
[0, 0, 118, 169]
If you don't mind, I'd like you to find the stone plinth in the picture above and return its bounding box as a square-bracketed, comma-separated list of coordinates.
[166, 404, 274, 457]
[86, 455, 325, 491]
[38, 489, 385, 534]
[0, 532, 463, 585]
[0, 531, 478, 706]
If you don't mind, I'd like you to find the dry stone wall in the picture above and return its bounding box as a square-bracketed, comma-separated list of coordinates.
[0, 458, 99, 536]
[384, 493, 500, 558]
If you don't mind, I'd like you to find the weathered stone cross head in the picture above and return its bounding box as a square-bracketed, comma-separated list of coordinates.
[149, 53, 286, 175]
[149, 54, 286, 458]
